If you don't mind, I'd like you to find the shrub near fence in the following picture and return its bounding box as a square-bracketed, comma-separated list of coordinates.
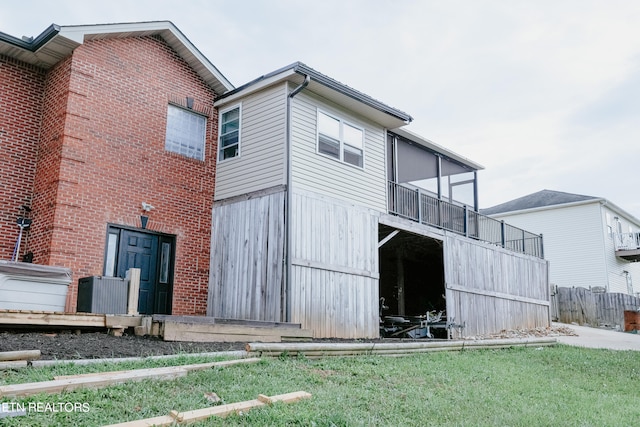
[554, 286, 640, 328]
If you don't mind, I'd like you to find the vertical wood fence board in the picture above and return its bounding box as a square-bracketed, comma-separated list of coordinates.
[207, 190, 285, 322]
[554, 287, 640, 327]
[444, 234, 549, 337]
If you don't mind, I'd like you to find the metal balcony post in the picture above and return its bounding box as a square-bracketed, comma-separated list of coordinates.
[522, 229, 526, 254]
[417, 189, 423, 224]
[464, 205, 468, 237]
[500, 220, 506, 248]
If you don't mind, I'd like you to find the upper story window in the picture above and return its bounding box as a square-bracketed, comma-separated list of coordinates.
[317, 111, 364, 168]
[165, 104, 206, 161]
[218, 105, 241, 161]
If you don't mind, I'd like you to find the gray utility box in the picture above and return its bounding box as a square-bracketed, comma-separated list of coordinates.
[77, 276, 128, 314]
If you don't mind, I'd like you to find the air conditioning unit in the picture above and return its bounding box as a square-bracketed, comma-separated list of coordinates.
[77, 276, 128, 314]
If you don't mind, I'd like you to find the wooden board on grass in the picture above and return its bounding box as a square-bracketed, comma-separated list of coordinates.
[162, 321, 312, 343]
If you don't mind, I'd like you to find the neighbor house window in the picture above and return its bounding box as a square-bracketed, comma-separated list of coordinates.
[317, 110, 364, 168]
[218, 105, 241, 161]
[165, 104, 206, 161]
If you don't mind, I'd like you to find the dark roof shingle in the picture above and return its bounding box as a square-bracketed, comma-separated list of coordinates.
[481, 189, 598, 215]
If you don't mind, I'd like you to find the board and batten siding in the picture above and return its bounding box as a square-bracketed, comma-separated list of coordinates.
[214, 83, 287, 201]
[492, 202, 607, 290]
[444, 233, 550, 337]
[290, 87, 388, 212]
[207, 188, 285, 321]
[289, 190, 380, 338]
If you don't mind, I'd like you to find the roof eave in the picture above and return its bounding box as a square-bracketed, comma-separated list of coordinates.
[216, 62, 412, 128]
[1, 21, 234, 95]
[486, 198, 605, 217]
[390, 127, 485, 171]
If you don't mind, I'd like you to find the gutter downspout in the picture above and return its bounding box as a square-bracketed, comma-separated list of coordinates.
[284, 73, 310, 322]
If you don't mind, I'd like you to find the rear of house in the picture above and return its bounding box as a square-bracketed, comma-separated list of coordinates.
[208, 63, 549, 338]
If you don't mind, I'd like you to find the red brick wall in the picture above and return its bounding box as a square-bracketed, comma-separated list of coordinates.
[29, 36, 217, 314]
[0, 56, 45, 261]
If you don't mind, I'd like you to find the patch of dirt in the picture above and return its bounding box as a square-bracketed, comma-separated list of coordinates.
[0, 330, 246, 360]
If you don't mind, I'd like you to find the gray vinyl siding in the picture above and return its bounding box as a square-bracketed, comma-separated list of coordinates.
[214, 83, 287, 201]
[290, 87, 387, 212]
[492, 203, 607, 289]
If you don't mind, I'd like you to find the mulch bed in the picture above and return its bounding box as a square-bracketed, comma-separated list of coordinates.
[0, 330, 246, 360]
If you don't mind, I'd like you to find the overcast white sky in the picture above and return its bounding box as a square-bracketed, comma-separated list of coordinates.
[2, 0, 639, 218]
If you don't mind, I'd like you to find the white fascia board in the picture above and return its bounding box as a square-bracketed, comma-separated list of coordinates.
[489, 199, 605, 218]
[214, 69, 299, 107]
[600, 200, 640, 227]
[57, 21, 174, 43]
[490, 198, 640, 226]
[58, 22, 234, 93]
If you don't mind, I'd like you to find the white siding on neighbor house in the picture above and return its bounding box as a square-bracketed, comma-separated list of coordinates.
[602, 205, 640, 294]
[290, 87, 387, 212]
[214, 83, 287, 201]
[491, 202, 607, 289]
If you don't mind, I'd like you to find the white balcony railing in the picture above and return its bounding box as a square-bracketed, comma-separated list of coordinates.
[614, 233, 640, 251]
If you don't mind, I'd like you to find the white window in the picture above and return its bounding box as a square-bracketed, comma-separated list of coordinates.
[317, 111, 364, 168]
[218, 105, 241, 161]
[165, 104, 206, 161]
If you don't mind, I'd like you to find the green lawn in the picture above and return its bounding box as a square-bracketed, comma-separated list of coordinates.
[1, 345, 639, 426]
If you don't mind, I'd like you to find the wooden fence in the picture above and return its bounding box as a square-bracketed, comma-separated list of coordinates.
[552, 286, 640, 328]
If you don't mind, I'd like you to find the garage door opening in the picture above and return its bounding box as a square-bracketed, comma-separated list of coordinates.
[378, 224, 447, 339]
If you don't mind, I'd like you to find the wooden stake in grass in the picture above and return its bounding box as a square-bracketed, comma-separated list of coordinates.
[102, 391, 312, 426]
[0, 358, 261, 398]
[0, 350, 41, 361]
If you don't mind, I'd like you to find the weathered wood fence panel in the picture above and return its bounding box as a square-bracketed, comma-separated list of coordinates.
[444, 233, 550, 338]
[289, 190, 379, 338]
[207, 189, 285, 322]
[555, 287, 640, 327]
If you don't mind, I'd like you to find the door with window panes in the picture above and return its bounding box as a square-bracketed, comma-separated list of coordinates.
[104, 226, 175, 314]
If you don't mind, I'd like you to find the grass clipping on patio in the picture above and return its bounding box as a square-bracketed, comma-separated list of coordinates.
[0, 346, 639, 426]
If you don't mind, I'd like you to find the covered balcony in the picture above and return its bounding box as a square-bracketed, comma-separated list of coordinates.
[615, 233, 640, 261]
[386, 129, 544, 259]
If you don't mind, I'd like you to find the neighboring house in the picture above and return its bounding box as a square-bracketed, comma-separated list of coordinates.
[0, 22, 233, 314]
[483, 190, 640, 296]
[208, 62, 549, 338]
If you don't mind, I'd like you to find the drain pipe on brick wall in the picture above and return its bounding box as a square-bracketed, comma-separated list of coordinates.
[284, 73, 310, 322]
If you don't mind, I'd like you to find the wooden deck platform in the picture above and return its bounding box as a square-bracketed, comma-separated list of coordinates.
[0, 310, 312, 343]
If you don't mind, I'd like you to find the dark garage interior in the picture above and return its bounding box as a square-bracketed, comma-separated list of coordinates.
[378, 224, 447, 338]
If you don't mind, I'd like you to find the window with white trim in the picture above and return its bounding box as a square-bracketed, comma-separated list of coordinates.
[317, 111, 364, 168]
[218, 105, 241, 161]
[165, 104, 206, 161]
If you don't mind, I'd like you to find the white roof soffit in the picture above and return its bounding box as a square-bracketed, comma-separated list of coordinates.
[215, 62, 413, 129]
[1, 21, 234, 95]
[391, 127, 484, 171]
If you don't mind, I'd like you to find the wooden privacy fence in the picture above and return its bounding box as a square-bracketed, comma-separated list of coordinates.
[553, 286, 640, 328]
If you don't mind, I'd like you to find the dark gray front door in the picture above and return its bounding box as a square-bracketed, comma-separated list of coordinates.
[117, 230, 158, 315]
[106, 226, 174, 315]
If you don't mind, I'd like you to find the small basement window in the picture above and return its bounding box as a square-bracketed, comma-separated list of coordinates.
[317, 110, 364, 168]
[218, 105, 241, 161]
[165, 104, 206, 161]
